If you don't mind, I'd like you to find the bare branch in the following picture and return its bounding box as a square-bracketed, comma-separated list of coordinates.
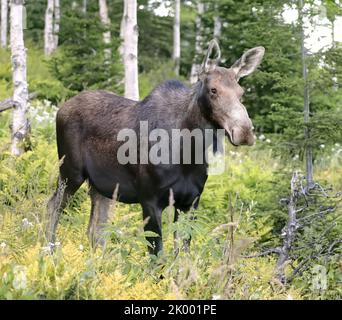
[0, 92, 37, 113]
[0, 98, 18, 112]
[275, 172, 301, 283]
[241, 248, 281, 259]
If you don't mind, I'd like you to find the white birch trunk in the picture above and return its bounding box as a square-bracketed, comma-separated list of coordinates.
[173, 0, 181, 76]
[10, 0, 29, 156]
[44, 0, 54, 56]
[190, 2, 204, 84]
[213, 15, 222, 39]
[123, 0, 139, 101]
[119, 0, 127, 60]
[99, 0, 111, 63]
[1, 0, 8, 48]
[53, 0, 60, 51]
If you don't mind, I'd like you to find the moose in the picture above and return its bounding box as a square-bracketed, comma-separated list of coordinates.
[46, 40, 265, 255]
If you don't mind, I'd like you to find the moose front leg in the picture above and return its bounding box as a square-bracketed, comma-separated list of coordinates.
[141, 202, 163, 256]
[46, 175, 84, 246]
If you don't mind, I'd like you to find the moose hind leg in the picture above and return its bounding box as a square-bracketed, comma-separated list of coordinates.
[142, 202, 163, 256]
[87, 187, 112, 249]
[46, 176, 83, 245]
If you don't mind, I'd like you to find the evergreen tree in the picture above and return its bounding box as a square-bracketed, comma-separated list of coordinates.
[200, 0, 342, 158]
[49, 0, 122, 94]
[26, 0, 46, 44]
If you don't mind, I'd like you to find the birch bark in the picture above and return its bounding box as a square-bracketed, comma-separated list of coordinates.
[53, 0, 60, 51]
[173, 0, 181, 76]
[123, 0, 139, 101]
[44, 0, 54, 55]
[99, 0, 111, 63]
[10, 0, 29, 156]
[1, 0, 8, 48]
[190, 2, 204, 84]
[213, 15, 222, 39]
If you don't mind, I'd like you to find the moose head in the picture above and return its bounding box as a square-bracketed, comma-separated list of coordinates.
[197, 40, 265, 146]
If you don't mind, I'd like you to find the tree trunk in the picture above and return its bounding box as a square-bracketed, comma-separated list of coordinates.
[173, 0, 181, 76]
[330, 19, 338, 91]
[123, 0, 139, 101]
[10, 0, 29, 157]
[53, 0, 60, 51]
[298, 0, 314, 190]
[44, 0, 55, 56]
[331, 19, 335, 47]
[190, 1, 204, 84]
[213, 15, 222, 39]
[275, 172, 299, 282]
[99, 0, 111, 63]
[119, 0, 127, 60]
[1, 0, 8, 48]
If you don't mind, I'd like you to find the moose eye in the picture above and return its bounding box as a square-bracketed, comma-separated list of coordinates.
[210, 88, 217, 94]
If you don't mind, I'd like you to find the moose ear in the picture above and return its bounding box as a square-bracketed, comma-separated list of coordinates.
[201, 39, 221, 73]
[231, 47, 265, 80]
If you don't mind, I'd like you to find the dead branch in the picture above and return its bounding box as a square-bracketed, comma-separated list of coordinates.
[0, 98, 18, 112]
[241, 248, 281, 259]
[275, 171, 301, 283]
[242, 171, 341, 285]
[0, 92, 38, 113]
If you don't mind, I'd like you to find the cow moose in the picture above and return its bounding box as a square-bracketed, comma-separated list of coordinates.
[46, 40, 265, 255]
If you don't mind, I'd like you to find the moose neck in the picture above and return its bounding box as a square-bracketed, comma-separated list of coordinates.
[182, 81, 212, 132]
[180, 81, 220, 157]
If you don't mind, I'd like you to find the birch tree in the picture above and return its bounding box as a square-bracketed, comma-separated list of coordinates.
[119, 0, 127, 60]
[213, 15, 222, 39]
[44, 0, 55, 55]
[1, 0, 8, 48]
[122, 0, 139, 101]
[10, 0, 29, 156]
[53, 0, 60, 51]
[173, 0, 181, 76]
[99, 0, 111, 63]
[190, 1, 204, 84]
[44, 0, 60, 56]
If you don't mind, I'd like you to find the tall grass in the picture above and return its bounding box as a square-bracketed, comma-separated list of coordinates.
[1, 114, 341, 299]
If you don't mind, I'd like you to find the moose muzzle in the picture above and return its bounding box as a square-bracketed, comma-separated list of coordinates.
[231, 125, 256, 146]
